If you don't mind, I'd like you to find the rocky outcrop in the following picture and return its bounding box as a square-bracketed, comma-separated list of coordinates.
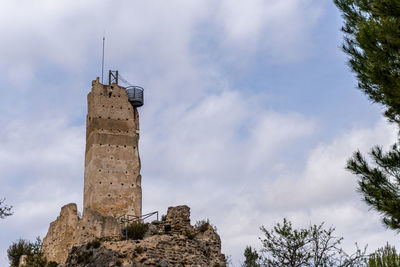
[42, 203, 122, 264]
[42, 203, 79, 263]
[56, 205, 226, 267]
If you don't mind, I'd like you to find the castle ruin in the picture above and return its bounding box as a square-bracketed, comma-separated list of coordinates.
[41, 74, 226, 266]
[84, 76, 142, 217]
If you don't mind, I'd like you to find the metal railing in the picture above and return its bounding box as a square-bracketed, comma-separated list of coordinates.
[126, 86, 144, 107]
[117, 211, 159, 240]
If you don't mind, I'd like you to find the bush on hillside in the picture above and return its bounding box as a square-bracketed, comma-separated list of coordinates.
[126, 222, 149, 240]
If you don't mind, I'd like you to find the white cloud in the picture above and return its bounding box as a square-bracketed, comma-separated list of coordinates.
[0, 1, 372, 266]
[216, 0, 323, 63]
[212, 118, 399, 264]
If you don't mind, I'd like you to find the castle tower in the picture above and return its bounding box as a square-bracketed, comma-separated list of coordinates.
[83, 74, 143, 217]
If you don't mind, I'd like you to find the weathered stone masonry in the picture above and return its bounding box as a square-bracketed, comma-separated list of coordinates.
[84, 78, 142, 218]
[42, 77, 226, 266]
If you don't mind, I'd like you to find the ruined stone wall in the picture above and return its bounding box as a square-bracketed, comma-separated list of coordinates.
[84, 78, 142, 218]
[42, 204, 79, 263]
[42, 203, 122, 264]
[61, 205, 226, 267]
[73, 208, 121, 246]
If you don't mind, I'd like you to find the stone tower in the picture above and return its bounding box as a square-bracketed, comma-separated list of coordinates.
[83, 77, 142, 218]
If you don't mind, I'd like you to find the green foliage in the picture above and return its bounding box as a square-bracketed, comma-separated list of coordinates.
[0, 198, 13, 219]
[195, 219, 217, 232]
[368, 243, 400, 267]
[86, 239, 101, 250]
[334, 0, 400, 231]
[334, 0, 400, 124]
[115, 260, 122, 266]
[24, 253, 47, 267]
[243, 246, 261, 267]
[134, 246, 144, 254]
[126, 222, 149, 240]
[185, 230, 196, 240]
[246, 218, 366, 267]
[347, 144, 400, 230]
[47, 262, 58, 267]
[8, 239, 34, 267]
[7, 237, 52, 267]
[76, 251, 93, 264]
[161, 214, 167, 221]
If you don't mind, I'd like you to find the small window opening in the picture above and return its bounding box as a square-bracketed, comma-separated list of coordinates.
[108, 92, 112, 97]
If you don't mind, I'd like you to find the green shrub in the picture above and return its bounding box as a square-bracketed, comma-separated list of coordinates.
[77, 251, 92, 264]
[86, 239, 101, 250]
[7, 239, 33, 267]
[134, 246, 144, 254]
[368, 243, 400, 267]
[195, 219, 217, 233]
[25, 253, 47, 267]
[47, 261, 58, 267]
[126, 222, 149, 240]
[185, 230, 196, 240]
[161, 214, 167, 221]
[7, 237, 45, 267]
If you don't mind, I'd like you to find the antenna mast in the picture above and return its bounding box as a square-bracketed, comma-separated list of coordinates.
[101, 33, 105, 84]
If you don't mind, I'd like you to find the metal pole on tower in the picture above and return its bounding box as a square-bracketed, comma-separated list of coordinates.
[101, 33, 105, 84]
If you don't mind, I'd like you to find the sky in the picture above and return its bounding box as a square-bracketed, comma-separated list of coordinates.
[0, 0, 399, 266]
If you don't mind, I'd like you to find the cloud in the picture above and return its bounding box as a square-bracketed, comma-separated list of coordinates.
[212, 118, 398, 264]
[0, 1, 361, 266]
[216, 0, 323, 63]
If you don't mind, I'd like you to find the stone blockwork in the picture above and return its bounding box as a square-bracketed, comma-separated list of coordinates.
[60, 205, 226, 267]
[84, 78, 142, 218]
[42, 203, 79, 263]
[74, 207, 121, 246]
[41, 77, 226, 266]
[42, 203, 122, 264]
